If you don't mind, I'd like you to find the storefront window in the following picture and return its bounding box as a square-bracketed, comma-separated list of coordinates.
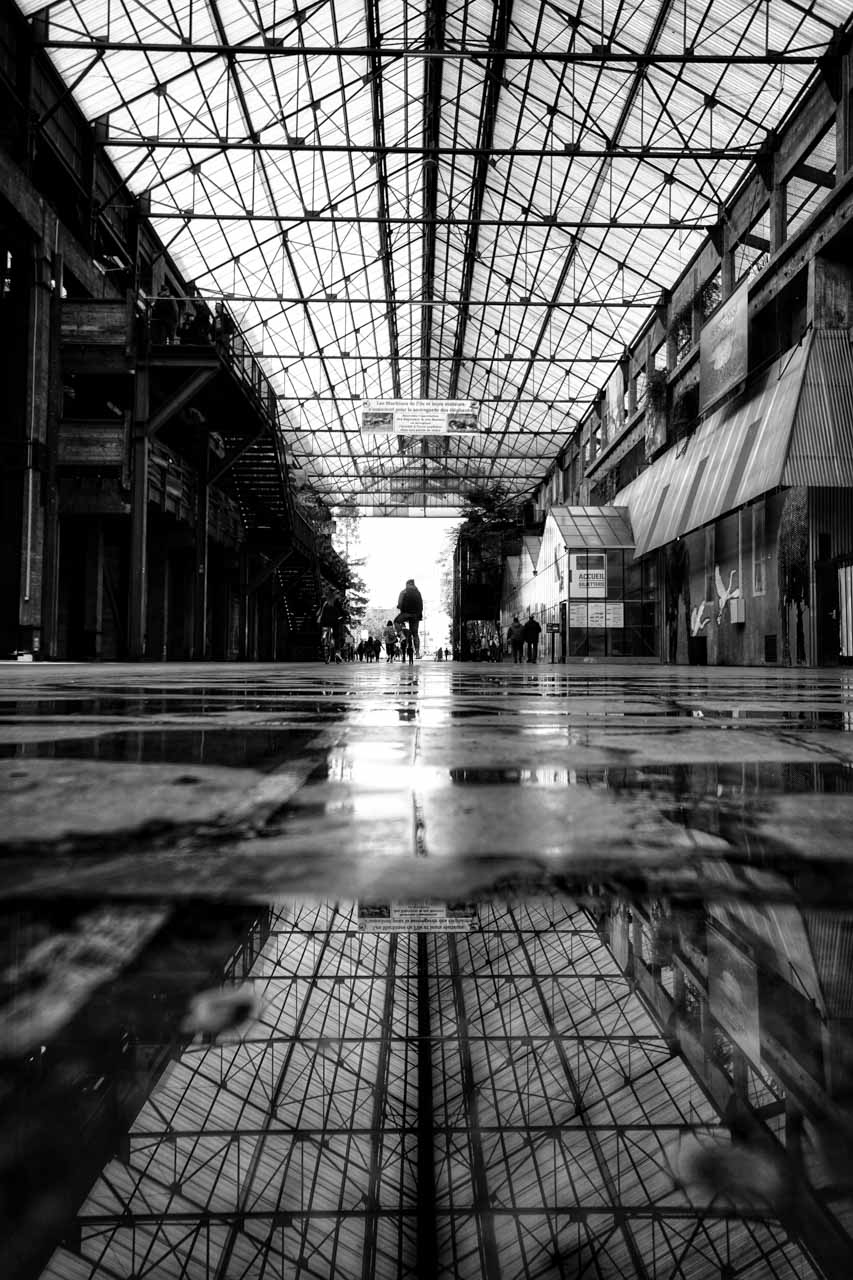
[565, 548, 657, 658]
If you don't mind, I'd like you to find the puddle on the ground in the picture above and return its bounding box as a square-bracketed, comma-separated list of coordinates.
[448, 760, 853, 791]
[0, 891, 851, 1279]
[0, 728, 325, 770]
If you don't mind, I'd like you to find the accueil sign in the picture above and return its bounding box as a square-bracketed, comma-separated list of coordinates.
[569, 552, 607, 598]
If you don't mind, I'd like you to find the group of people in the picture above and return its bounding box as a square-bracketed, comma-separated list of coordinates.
[316, 578, 426, 664]
[506, 613, 542, 664]
[149, 286, 235, 352]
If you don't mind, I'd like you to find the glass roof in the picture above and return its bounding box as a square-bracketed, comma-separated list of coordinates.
[20, 0, 851, 511]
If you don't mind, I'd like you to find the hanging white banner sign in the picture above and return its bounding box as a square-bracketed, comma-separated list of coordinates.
[360, 399, 479, 435]
[357, 901, 478, 933]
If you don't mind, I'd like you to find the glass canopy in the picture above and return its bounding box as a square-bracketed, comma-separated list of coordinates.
[20, 0, 851, 511]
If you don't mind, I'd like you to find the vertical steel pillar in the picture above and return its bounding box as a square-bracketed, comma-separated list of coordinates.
[193, 434, 209, 658]
[129, 359, 150, 658]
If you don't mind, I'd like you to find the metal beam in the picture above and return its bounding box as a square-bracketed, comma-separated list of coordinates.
[417, 933, 438, 1278]
[420, 0, 446, 398]
[143, 297, 657, 309]
[36, 40, 823, 64]
[77, 1204, 786, 1226]
[143, 212, 716, 228]
[146, 368, 217, 438]
[361, 934, 399, 1278]
[447, 935, 501, 1278]
[505, 906, 653, 1280]
[208, 424, 269, 486]
[448, 0, 514, 400]
[365, 0, 402, 398]
[99, 139, 756, 160]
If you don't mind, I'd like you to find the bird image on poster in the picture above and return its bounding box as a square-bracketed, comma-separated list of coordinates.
[715, 566, 741, 624]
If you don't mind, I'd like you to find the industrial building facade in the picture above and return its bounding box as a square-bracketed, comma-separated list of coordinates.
[500, 44, 853, 666]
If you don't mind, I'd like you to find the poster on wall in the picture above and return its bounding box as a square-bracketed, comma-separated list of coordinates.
[699, 283, 748, 412]
[569, 552, 607, 597]
[360, 399, 479, 435]
[603, 365, 626, 445]
[357, 901, 479, 933]
[707, 924, 761, 1064]
[569, 602, 624, 628]
[644, 388, 667, 460]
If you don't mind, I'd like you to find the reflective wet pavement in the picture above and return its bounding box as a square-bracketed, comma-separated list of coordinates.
[1, 661, 853, 1278]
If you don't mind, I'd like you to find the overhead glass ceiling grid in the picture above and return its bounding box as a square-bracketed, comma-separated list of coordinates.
[21, 0, 851, 511]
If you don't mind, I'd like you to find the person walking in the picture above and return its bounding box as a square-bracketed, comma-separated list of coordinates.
[383, 621, 398, 661]
[213, 300, 235, 353]
[522, 614, 542, 664]
[395, 577, 424, 655]
[507, 615, 525, 664]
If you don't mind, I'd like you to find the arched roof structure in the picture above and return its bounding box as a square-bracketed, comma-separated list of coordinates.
[20, 0, 852, 510]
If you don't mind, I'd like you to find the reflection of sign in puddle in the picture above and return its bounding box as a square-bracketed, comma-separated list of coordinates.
[357, 901, 478, 932]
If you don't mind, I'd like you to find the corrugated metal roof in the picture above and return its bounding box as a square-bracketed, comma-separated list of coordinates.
[784, 330, 853, 487]
[549, 505, 635, 551]
[617, 340, 809, 556]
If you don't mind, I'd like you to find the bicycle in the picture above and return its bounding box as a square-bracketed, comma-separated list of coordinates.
[320, 625, 337, 664]
[396, 620, 415, 666]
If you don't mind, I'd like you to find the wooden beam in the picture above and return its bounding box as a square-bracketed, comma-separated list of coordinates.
[739, 231, 770, 253]
[792, 161, 836, 189]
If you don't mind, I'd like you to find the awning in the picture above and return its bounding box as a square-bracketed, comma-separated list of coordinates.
[785, 329, 853, 486]
[614, 332, 837, 558]
[549, 506, 635, 550]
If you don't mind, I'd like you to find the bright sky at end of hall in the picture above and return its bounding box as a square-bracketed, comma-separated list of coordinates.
[340, 516, 460, 641]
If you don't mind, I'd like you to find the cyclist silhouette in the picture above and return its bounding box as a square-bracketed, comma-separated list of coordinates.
[395, 578, 423, 657]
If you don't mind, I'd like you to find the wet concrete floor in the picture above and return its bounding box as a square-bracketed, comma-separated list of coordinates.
[1, 660, 853, 1278]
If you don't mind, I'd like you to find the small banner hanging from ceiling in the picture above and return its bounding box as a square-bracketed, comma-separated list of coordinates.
[360, 399, 479, 435]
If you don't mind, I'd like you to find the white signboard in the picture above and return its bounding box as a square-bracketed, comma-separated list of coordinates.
[357, 901, 478, 933]
[360, 399, 479, 435]
[569, 601, 624, 628]
[700, 283, 748, 412]
[569, 552, 607, 598]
